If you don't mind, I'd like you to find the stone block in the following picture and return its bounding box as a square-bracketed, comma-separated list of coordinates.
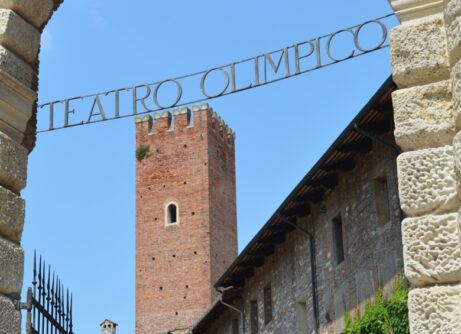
[451, 60, 461, 125]
[0, 44, 33, 89]
[390, 16, 450, 87]
[0, 69, 36, 144]
[0, 131, 27, 193]
[0, 185, 23, 243]
[452, 131, 461, 188]
[444, 0, 461, 65]
[0, 9, 40, 64]
[408, 284, 461, 333]
[444, 0, 461, 25]
[402, 213, 461, 285]
[446, 16, 461, 65]
[393, 80, 454, 150]
[0, 0, 55, 30]
[0, 236, 23, 297]
[0, 294, 20, 334]
[397, 146, 459, 216]
[445, 0, 461, 64]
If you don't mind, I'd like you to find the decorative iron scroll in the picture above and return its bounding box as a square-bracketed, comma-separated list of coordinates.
[25, 251, 74, 334]
[37, 14, 395, 133]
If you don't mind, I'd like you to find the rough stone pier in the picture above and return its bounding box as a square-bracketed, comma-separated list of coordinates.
[0, 1, 63, 333]
[389, 0, 461, 332]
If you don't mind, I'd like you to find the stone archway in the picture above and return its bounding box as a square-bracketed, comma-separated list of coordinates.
[0, 1, 63, 333]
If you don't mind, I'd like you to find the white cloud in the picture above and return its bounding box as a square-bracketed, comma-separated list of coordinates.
[91, 11, 106, 26]
[90, 3, 107, 27]
[41, 28, 52, 52]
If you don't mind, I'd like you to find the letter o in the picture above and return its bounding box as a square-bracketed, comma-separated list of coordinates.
[153, 79, 183, 109]
[200, 68, 230, 98]
[354, 20, 388, 53]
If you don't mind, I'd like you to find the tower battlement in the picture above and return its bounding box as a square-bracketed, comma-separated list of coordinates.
[134, 103, 235, 144]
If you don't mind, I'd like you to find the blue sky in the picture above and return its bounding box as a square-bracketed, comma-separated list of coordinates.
[22, 1, 396, 333]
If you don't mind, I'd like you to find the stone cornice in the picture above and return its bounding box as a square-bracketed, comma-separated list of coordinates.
[389, 0, 445, 22]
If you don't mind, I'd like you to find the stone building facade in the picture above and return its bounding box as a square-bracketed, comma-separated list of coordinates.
[135, 106, 238, 334]
[192, 78, 403, 334]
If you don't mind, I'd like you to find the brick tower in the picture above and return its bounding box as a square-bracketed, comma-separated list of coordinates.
[135, 104, 238, 334]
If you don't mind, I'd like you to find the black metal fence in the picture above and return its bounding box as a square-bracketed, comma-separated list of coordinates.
[24, 251, 74, 334]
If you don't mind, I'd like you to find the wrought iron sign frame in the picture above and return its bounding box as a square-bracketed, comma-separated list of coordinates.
[37, 13, 395, 134]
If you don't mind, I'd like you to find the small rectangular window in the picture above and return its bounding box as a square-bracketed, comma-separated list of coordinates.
[232, 319, 239, 334]
[333, 214, 344, 264]
[264, 285, 273, 324]
[250, 300, 258, 334]
[375, 172, 390, 226]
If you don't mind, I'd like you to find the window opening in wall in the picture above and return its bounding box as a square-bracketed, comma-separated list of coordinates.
[264, 285, 273, 324]
[332, 214, 344, 264]
[232, 319, 239, 334]
[296, 299, 309, 334]
[374, 171, 390, 226]
[250, 300, 258, 334]
[166, 203, 178, 224]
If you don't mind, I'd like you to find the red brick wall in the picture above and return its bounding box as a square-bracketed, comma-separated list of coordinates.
[135, 106, 237, 334]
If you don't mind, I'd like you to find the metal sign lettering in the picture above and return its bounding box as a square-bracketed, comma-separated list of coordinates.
[37, 14, 394, 133]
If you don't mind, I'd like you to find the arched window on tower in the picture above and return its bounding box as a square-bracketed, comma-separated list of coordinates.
[166, 203, 179, 225]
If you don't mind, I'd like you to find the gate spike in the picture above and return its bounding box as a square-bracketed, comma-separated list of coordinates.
[61, 283, 66, 328]
[38, 255, 42, 292]
[62, 284, 66, 316]
[51, 272, 55, 307]
[60, 283, 64, 320]
[66, 288, 70, 331]
[56, 277, 61, 323]
[69, 293, 73, 334]
[54, 276, 60, 330]
[40, 261, 45, 334]
[46, 266, 50, 334]
[37, 254, 42, 334]
[41, 260, 46, 299]
[32, 250, 37, 286]
[47, 265, 51, 303]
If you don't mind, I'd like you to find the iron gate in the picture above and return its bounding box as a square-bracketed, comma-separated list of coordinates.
[22, 251, 74, 334]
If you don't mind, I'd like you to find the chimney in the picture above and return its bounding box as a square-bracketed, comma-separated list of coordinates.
[100, 319, 118, 334]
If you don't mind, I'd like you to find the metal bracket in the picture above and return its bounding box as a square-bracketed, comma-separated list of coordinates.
[13, 299, 30, 311]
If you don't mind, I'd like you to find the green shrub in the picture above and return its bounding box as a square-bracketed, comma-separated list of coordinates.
[136, 144, 150, 161]
[344, 277, 410, 334]
[386, 279, 410, 334]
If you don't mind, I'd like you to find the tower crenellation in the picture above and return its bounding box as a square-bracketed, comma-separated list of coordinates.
[135, 104, 235, 142]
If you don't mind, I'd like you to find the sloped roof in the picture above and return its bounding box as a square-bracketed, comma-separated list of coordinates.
[214, 76, 396, 290]
[100, 319, 118, 327]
